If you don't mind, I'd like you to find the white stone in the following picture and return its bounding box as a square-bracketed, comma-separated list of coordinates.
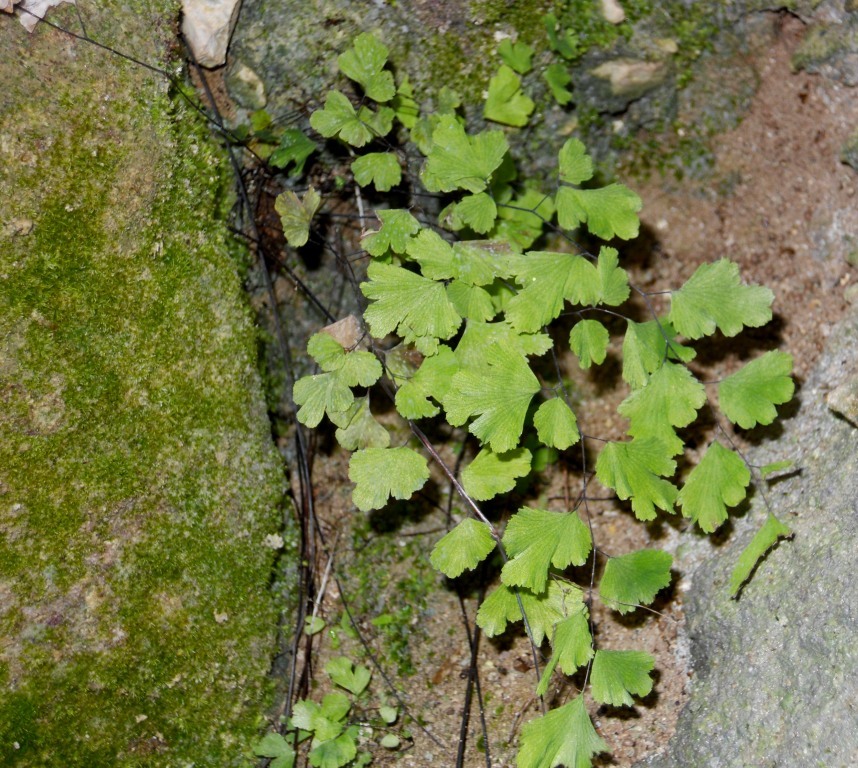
[600, 0, 625, 25]
[181, 0, 242, 69]
[13, 0, 74, 32]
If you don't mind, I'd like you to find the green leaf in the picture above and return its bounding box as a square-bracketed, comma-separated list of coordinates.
[498, 38, 534, 74]
[392, 76, 420, 128]
[595, 438, 678, 521]
[362, 209, 421, 257]
[677, 441, 750, 533]
[729, 513, 792, 596]
[517, 696, 608, 768]
[591, 650, 655, 707]
[452, 192, 498, 234]
[451, 240, 515, 285]
[255, 732, 296, 768]
[337, 32, 395, 102]
[445, 343, 541, 452]
[484, 65, 535, 127]
[543, 13, 580, 60]
[304, 615, 326, 636]
[556, 183, 642, 240]
[348, 447, 429, 512]
[454, 319, 551, 369]
[405, 228, 455, 279]
[621, 318, 696, 390]
[294, 373, 354, 428]
[380, 734, 400, 749]
[552, 611, 594, 674]
[759, 459, 794, 479]
[358, 104, 394, 138]
[462, 446, 532, 501]
[422, 115, 509, 193]
[275, 186, 321, 247]
[325, 657, 371, 695]
[334, 396, 390, 451]
[309, 730, 357, 768]
[669, 259, 774, 339]
[718, 350, 794, 429]
[361, 261, 462, 355]
[569, 319, 609, 369]
[533, 397, 580, 450]
[493, 187, 555, 250]
[319, 692, 352, 723]
[501, 507, 592, 592]
[379, 705, 398, 724]
[599, 549, 673, 614]
[307, 332, 382, 387]
[446, 280, 496, 322]
[617, 362, 706, 456]
[430, 518, 497, 578]
[558, 139, 593, 185]
[352, 152, 401, 192]
[310, 91, 373, 147]
[544, 62, 573, 105]
[269, 129, 318, 176]
[477, 580, 583, 645]
[394, 344, 459, 419]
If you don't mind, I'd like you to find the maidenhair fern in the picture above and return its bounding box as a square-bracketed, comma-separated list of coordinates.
[279, 32, 794, 768]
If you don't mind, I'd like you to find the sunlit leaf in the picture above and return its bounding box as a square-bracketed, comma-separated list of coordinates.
[677, 441, 749, 533]
[352, 152, 402, 192]
[362, 209, 421, 257]
[599, 549, 673, 614]
[310, 90, 373, 147]
[729, 513, 792, 596]
[569, 319, 609, 369]
[337, 32, 395, 102]
[591, 650, 655, 707]
[718, 350, 794, 429]
[430, 518, 497, 578]
[498, 38, 534, 74]
[348, 447, 429, 511]
[484, 65, 535, 127]
[544, 62, 573, 105]
[533, 397, 580, 450]
[558, 139, 593, 185]
[269, 129, 318, 176]
[394, 344, 459, 419]
[517, 696, 608, 768]
[422, 115, 508, 193]
[462, 446, 532, 501]
[556, 183, 642, 240]
[275, 186, 321, 247]
[325, 657, 371, 696]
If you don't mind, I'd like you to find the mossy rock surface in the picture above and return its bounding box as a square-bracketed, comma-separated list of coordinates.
[0, 4, 287, 765]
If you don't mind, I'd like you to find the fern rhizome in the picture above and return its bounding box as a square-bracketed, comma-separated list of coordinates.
[274, 32, 794, 768]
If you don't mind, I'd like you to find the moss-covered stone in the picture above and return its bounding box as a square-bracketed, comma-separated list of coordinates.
[0, 3, 288, 765]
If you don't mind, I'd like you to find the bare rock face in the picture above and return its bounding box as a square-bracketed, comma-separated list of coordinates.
[636, 306, 858, 768]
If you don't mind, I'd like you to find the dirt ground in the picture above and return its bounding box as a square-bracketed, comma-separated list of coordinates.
[237, 13, 857, 768]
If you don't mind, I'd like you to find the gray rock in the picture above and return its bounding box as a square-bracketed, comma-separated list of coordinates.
[636, 306, 858, 768]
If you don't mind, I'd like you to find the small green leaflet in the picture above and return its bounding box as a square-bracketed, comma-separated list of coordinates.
[569, 319, 609, 369]
[394, 344, 459, 419]
[498, 38, 534, 74]
[430, 518, 496, 578]
[310, 90, 374, 147]
[595, 438, 678, 521]
[669, 259, 774, 339]
[621, 317, 696, 390]
[361, 261, 462, 355]
[590, 650, 655, 707]
[516, 696, 608, 768]
[544, 62, 573, 105]
[599, 549, 673, 614]
[392, 76, 420, 128]
[452, 192, 498, 233]
[484, 65, 535, 127]
[446, 280, 496, 322]
[310, 732, 359, 768]
[405, 228, 455, 279]
[454, 319, 551, 369]
[254, 733, 296, 768]
[337, 33, 395, 102]
[352, 152, 401, 192]
[348, 447, 429, 512]
[558, 139, 593, 185]
[543, 12, 580, 60]
[269, 129, 318, 176]
[461, 446, 532, 501]
[422, 114, 509, 193]
[501, 507, 592, 593]
[537, 610, 593, 695]
[617, 361, 706, 456]
[477, 580, 583, 645]
[294, 373, 353, 428]
[506, 247, 629, 333]
[275, 186, 321, 247]
[334, 396, 390, 451]
[556, 183, 642, 241]
[325, 656, 371, 695]
[718, 350, 794, 429]
[379, 705, 398, 725]
[358, 104, 395, 138]
[533, 397, 580, 450]
[306, 332, 381, 386]
[445, 343, 540, 452]
[677, 441, 749, 533]
[729, 513, 792, 596]
[759, 458, 794, 479]
[362, 209, 421, 257]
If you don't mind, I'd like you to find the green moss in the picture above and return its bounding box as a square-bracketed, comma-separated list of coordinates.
[0, 6, 288, 766]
